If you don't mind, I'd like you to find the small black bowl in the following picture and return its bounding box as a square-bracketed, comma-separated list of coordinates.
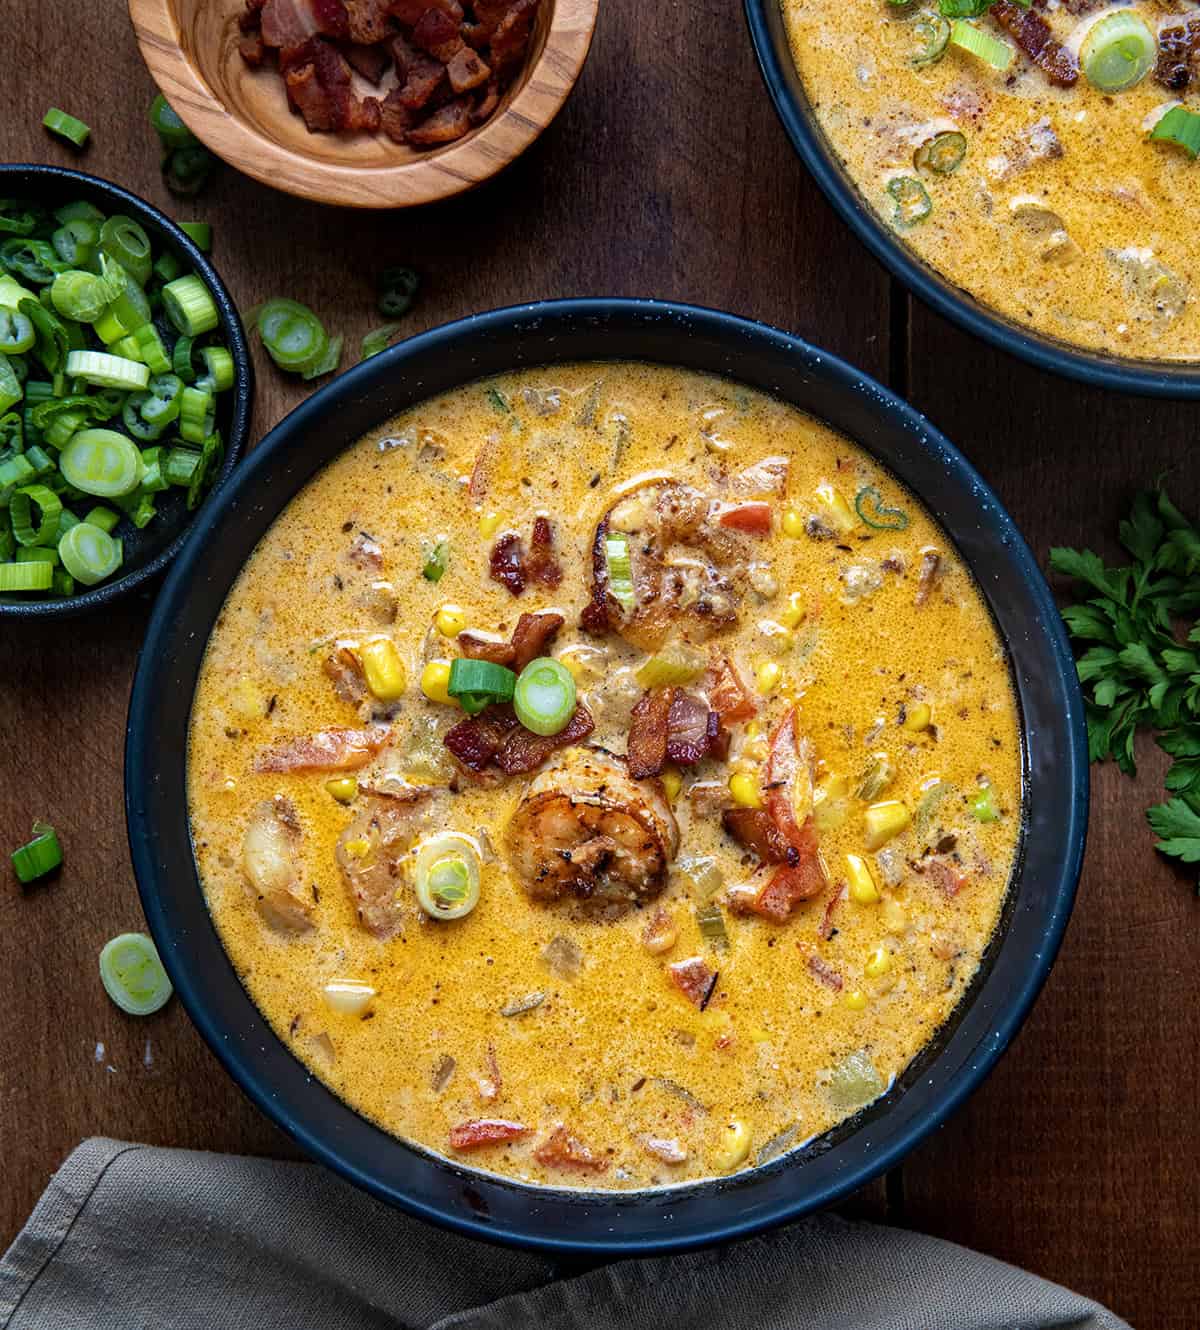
[127, 299, 1088, 1254]
[0, 164, 253, 618]
[743, 0, 1200, 399]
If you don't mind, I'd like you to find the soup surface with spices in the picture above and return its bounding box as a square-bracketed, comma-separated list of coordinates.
[782, 0, 1200, 361]
[188, 363, 1023, 1188]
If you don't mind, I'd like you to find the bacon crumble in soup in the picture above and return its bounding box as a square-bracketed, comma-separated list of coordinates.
[187, 363, 1022, 1189]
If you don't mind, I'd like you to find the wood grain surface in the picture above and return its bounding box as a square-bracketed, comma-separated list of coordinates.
[1, 2, 1196, 1325]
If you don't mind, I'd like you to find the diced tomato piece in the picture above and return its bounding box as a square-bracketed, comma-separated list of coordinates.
[668, 955, 718, 1007]
[533, 1125, 608, 1172]
[707, 655, 756, 724]
[448, 1118, 528, 1151]
[716, 501, 772, 535]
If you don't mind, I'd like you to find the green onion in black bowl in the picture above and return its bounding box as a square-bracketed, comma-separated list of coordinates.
[0, 165, 252, 619]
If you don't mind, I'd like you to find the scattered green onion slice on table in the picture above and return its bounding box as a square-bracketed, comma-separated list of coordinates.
[162, 274, 218, 337]
[1081, 11, 1156, 92]
[148, 94, 196, 150]
[301, 333, 342, 381]
[59, 428, 144, 497]
[912, 10, 951, 65]
[43, 108, 91, 148]
[64, 349, 150, 392]
[855, 485, 910, 530]
[99, 932, 173, 1016]
[178, 221, 211, 252]
[448, 657, 517, 714]
[361, 323, 404, 360]
[513, 657, 576, 737]
[604, 531, 636, 610]
[377, 266, 420, 318]
[914, 130, 967, 174]
[58, 521, 123, 585]
[887, 176, 933, 228]
[1149, 105, 1200, 159]
[949, 19, 1014, 70]
[422, 538, 448, 582]
[254, 298, 329, 374]
[11, 821, 62, 884]
[413, 833, 481, 920]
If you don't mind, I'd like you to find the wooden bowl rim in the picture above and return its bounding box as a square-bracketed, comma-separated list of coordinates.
[127, 0, 598, 208]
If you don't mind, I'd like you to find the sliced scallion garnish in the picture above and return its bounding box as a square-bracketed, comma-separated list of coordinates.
[162, 274, 218, 337]
[513, 657, 576, 737]
[99, 932, 173, 1016]
[448, 657, 517, 714]
[1149, 105, 1200, 159]
[64, 349, 150, 392]
[178, 221, 212, 252]
[422, 538, 448, 583]
[949, 18, 1014, 70]
[58, 428, 143, 498]
[58, 520, 123, 585]
[254, 298, 329, 374]
[604, 530, 636, 611]
[914, 130, 967, 175]
[414, 833, 481, 920]
[1081, 11, 1155, 93]
[11, 821, 62, 883]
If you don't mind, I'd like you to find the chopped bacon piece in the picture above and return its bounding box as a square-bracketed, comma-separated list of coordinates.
[667, 691, 722, 765]
[489, 0, 539, 72]
[722, 807, 791, 864]
[527, 516, 563, 587]
[240, 0, 266, 33]
[285, 62, 337, 130]
[380, 86, 413, 141]
[412, 6, 463, 62]
[807, 951, 844, 992]
[471, 76, 501, 123]
[488, 520, 562, 595]
[818, 883, 847, 940]
[715, 502, 772, 535]
[489, 532, 526, 595]
[342, 0, 392, 42]
[668, 955, 718, 1008]
[239, 31, 268, 64]
[990, 0, 1078, 86]
[920, 855, 969, 898]
[262, 0, 348, 48]
[1156, 17, 1200, 92]
[449, 1118, 528, 1150]
[627, 687, 672, 779]
[393, 34, 448, 109]
[707, 655, 756, 724]
[534, 1125, 608, 1172]
[444, 703, 520, 771]
[447, 44, 491, 91]
[287, 39, 381, 131]
[496, 703, 593, 775]
[255, 727, 385, 772]
[764, 708, 813, 846]
[460, 610, 564, 670]
[324, 645, 367, 706]
[628, 687, 723, 778]
[343, 40, 391, 82]
[388, 0, 463, 21]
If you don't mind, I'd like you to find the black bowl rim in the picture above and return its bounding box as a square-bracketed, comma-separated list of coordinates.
[0, 163, 254, 618]
[127, 297, 1088, 1253]
[742, 0, 1200, 400]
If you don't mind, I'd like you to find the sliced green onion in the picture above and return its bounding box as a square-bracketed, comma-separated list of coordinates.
[188, 431, 223, 510]
[949, 19, 1013, 70]
[361, 323, 403, 360]
[448, 657, 517, 713]
[1, 238, 69, 287]
[604, 531, 636, 611]
[513, 657, 576, 737]
[0, 559, 52, 592]
[43, 108, 91, 148]
[11, 821, 62, 882]
[971, 784, 1000, 821]
[1081, 11, 1155, 93]
[109, 280, 152, 336]
[99, 932, 173, 1015]
[301, 333, 342, 381]
[131, 323, 171, 374]
[199, 345, 234, 391]
[99, 216, 153, 286]
[915, 130, 967, 175]
[377, 266, 420, 318]
[63, 350, 150, 391]
[0, 452, 36, 497]
[50, 270, 108, 323]
[56, 508, 81, 534]
[172, 334, 199, 383]
[1149, 105, 1200, 159]
[84, 505, 119, 534]
[178, 221, 211, 251]
[0, 351, 21, 412]
[162, 274, 218, 337]
[0, 410, 22, 452]
[43, 409, 85, 450]
[413, 833, 481, 920]
[58, 520, 122, 584]
[912, 10, 952, 65]
[163, 145, 217, 197]
[10, 483, 63, 545]
[422, 538, 448, 582]
[149, 94, 196, 149]
[19, 297, 68, 372]
[52, 568, 75, 596]
[0, 309, 35, 355]
[255, 298, 328, 373]
[887, 176, 933, 228]
[162, 446, 202, 488]
[51, 218, 99, 268]
[91, 307, 129, 346]
[113, 487, 155, 528]
[855, 485, 910, 530]
[23, 445, 55, 477]
[59, 428, 143, 497]
[110, 334, 144, 363]
[15, 545, 59, 565]
[53, 200, 104, 226]
[153, 251, 183, 284]
[0, 201, 42, 237]
[178, 385, 214, 443]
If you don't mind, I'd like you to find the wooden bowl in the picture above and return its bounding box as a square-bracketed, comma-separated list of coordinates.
[128, 0, 598, 208]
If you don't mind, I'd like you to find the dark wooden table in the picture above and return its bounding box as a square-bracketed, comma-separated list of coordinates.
[2, 3, 1197, 1324]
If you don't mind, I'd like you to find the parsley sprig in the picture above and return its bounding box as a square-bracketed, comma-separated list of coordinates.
[1050, 488, 1200, 888]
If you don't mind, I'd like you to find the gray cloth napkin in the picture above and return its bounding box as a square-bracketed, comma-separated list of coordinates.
[0, 1138, 1129, 1330]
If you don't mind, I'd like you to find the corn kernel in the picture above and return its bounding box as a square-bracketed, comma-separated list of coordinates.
[420, 659, 453, 706]
[325, 776, 358, 804]
[343, 838, 370, 859]
[846, 853, 881, 904]
[815, 481, 857, 533]
[863, 799, 911, 850]
[728, 772, 762, 808]
[435, 604, 467, 637]
[903, 702, 932, 732]
[478, 511, 502, 538]
[661, 766, 683, 802]
[779, 592, 805, 628]
[711, 1119, 751, 1172]
[781, 508, 805, 538]
[865, 945, 892, 978]
[755, 661, 782, 694]
[882, 897, 908, 934]
[744, 721, 762, 740]
[843, 988, 869, 1011]
[749, 1025, 772, 1043]
[359, 637, 407, 702]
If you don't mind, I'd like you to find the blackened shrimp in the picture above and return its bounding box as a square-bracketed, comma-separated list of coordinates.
[335, 787, 445, 938]
[506, 746, 679, 916]
[242, 797, 314, 933]
[582, 480, 759, 650]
